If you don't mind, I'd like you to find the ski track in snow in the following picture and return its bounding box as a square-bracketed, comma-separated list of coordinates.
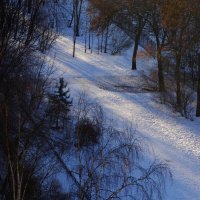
[48, 35, 200, 200]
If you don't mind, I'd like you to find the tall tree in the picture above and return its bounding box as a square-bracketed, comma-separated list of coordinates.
[72, 0, 84, 57]
[0, 0, 61, 199]
[123, 0, 149, 70]
[145, 0, 167, 93]
[161, 0, 196, 112]
[89, 0, 149, 70]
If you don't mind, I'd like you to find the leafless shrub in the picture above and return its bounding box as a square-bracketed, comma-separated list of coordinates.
[141, 68, 159, 92]
[75, 118, 101, 148]
[159, 80, 194, 120]
[109, 27, 132, 55]
[72, 93, 103, 148]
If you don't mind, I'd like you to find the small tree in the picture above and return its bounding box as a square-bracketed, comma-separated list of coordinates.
[57, 78, 72, 110]
[49, 78, 72, 130]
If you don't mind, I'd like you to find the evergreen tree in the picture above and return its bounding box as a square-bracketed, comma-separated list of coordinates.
[56, 77, 72, 111]
[49, 78, 72, 129]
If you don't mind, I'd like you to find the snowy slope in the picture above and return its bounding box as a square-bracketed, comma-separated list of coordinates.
[48, 33, 200, 200]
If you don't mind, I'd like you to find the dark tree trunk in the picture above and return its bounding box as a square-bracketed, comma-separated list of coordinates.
[91, 32, 93, 54]
[88, 30, 91, 49]
[27, 0, 32, 13]
[76, 17, 80, 37]
[196, 72, 200, 117]
[73, 2, 77, 57]
[132, 33, 140, 70]
[157, 46, 165, 92]
[68, 12, 74, 28]
[196, 55, 200, 117]
[84, 31, 87, 53]
[189, 54, 195, 90]
[73, 24, 76, 57]
[175, 53, 182, 112]
[100, 33, 104, 53]
[75, 0, 83, 37]
[97, 35, 100, 54]
[73, 36, 76, 57]
[25, 2, 41, 46]
[104, 26, 109, 53]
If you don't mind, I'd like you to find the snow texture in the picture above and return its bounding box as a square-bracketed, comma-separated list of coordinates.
[47, 32, 200, 200]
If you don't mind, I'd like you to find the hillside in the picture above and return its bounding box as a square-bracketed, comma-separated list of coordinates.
[48, 33, 200, 200]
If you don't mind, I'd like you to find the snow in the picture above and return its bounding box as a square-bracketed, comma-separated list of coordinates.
[47, 33, 200, 199]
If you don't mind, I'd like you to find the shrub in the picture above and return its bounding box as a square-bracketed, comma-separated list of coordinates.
[75, 118, 101, 148]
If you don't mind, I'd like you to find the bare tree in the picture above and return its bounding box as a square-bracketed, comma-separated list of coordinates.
[72, 0, 84, 57]
[50, 95, 172, 200]
[0, 1, 65, 199]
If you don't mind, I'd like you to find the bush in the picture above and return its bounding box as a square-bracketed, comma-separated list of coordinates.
[75, 118, 101, 148]
[109, 26, 132, 55]
[160, 83, 194, 120]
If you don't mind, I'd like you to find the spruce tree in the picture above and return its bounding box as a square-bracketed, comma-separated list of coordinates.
[49, 78, 72, 129]
[56, 77, 72, 112]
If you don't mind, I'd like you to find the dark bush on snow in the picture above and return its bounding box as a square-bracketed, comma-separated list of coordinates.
[75, 118, 101, 148]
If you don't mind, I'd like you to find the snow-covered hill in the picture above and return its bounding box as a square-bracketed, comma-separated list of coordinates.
[48, 33, 200, 200]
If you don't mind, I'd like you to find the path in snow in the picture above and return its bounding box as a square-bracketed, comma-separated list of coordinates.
[49, 35, 200, 200]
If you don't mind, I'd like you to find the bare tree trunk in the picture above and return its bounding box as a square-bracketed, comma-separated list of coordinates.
[73, 0, 77, 57]
[97, 35, 100, 54]
[76, 17, 80, 37]
[68, 10, 74, 28]
[14, 2, 20, 40]
[196, 55, 200, 116]
[25, 0, 43, 45]
[0, 174, 8, 199]
[84, 30, 87, 53]
[73, 0, 83, 37]
[100, 32, 103, 53]
[132, 32, 140, 70]
[104, 26, 109, 53]
[72, 26, 76, 57]
[27, 0, 32, 13]
[91, 32, 93, 54]
[190, 54, 195, 90]
[157, 45, 165, 92]
[88, 30, 91, 50]
[175, 53, 182, 112]
[131, 18, 145, 70]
